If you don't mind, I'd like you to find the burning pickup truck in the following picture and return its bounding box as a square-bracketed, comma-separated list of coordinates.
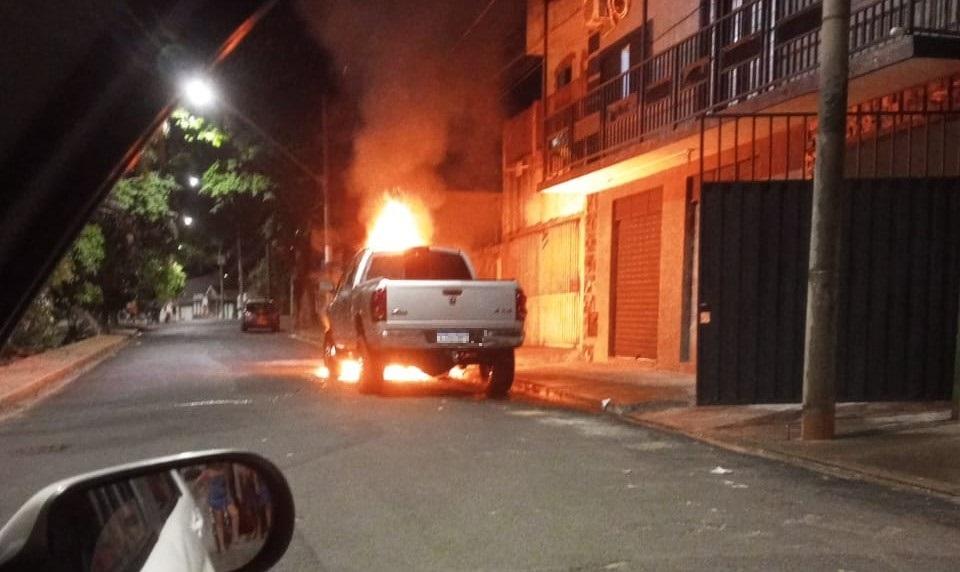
[324, 246, 526, 396]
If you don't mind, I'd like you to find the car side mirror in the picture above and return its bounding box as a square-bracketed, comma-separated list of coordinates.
[0, 450, 294, 572]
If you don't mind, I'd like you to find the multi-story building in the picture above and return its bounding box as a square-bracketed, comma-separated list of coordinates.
[500, 0, 960, 391]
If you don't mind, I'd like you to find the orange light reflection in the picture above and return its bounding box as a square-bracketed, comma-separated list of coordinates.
[448, 366, 469, 380]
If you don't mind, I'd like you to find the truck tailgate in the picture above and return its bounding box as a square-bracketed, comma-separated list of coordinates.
[384, 280, 518, 328]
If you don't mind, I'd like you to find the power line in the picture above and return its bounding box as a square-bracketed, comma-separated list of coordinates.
[451, 0, 501, 52]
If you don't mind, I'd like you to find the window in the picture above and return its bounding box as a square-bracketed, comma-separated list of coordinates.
[588, 32, 600, 54]
[366, 250, 472, 281]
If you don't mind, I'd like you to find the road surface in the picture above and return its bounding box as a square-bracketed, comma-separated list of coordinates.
[1, 321, 959, 570]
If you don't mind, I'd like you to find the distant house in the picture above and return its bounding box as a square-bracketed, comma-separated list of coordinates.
[175, 273, 237, 320]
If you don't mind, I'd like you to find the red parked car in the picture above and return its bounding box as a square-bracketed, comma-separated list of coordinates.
[242, 300, 280, 332]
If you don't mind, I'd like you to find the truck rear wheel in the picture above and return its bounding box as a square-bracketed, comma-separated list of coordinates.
[485, 349, 515, 399]
[358, 337, 384, 395]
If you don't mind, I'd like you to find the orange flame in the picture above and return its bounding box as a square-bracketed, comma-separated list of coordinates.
[338, 359, 362, 384]
[383, 364, 433, 383]
[448, 366, 469, 380]
[365, 198, 428, 252]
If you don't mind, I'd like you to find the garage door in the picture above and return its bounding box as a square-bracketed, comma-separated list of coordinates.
[611, 188, 662, 359]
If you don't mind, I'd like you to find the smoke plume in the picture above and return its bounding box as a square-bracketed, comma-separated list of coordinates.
[296, 0, 514, 234]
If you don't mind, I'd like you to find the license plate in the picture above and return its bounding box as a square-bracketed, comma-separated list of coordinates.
[437, 332, 469, 344]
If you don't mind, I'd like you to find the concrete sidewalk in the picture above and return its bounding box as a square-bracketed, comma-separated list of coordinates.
[0, 334, 130, 411]
[512, 360, 959, 498]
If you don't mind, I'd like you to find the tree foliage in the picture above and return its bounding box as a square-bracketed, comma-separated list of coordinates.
[170, 108, 228, 148]
[110, 172, 180, 222]
[141, 257, 186, 302]
[9, 102, 281, 350]
[201, 159, 274, 201]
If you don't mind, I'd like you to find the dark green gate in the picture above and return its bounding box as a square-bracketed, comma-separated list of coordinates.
[696, 179, 960, 405]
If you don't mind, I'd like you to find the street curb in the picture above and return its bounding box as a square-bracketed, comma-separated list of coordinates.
[616, 412, 960, 502]
[0, 335, 131, 413]
[507, 378, 960, 502]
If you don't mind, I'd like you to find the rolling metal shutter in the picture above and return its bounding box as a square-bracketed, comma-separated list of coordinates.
[611, 188, 662, 358]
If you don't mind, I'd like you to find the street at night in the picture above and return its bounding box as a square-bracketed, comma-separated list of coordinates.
[1, 321, 959, 571]
[4, 1, 960, 570]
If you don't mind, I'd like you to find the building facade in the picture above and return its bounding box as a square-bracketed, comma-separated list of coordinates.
[500, 0, 960, 374]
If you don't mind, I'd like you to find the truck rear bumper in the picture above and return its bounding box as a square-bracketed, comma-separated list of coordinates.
[372, 327, 523, 351]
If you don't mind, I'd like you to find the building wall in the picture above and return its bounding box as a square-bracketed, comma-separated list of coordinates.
[513, 3, 960, 371]
[527, 0, 704, 98]
[592, 159, 698, 371]
[499, 98, 587, 349]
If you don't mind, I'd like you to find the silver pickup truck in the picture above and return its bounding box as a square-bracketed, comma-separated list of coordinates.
[324, 246, 525, 396]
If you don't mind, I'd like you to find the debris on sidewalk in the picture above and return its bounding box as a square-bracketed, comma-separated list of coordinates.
[709, 466, 734, 475]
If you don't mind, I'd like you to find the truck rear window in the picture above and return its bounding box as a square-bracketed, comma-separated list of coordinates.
[366, 250, 472, 281]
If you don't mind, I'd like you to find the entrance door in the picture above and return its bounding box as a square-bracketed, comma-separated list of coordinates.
[610, 188, 662, 359]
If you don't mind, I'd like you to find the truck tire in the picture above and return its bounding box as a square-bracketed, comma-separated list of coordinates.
[358, 337, 384, 395]
[485, 349, 515, 399]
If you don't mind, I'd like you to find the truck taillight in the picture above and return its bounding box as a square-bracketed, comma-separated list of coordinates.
[371, 287, 387, 322]
[516, 288, 527, 321]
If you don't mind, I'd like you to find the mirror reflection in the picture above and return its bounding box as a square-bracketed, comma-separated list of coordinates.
[49, 462, 274, 572]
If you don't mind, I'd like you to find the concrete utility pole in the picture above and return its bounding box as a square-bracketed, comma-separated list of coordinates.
[217, 247, 225, 319]
[265, 240, 272, 299]
[541, 0, 549, 173]
[801, 0, 851, 440]
[321, 93, 331, 267]
[953, 296, 960, 420]
[237, 237, 244, 311]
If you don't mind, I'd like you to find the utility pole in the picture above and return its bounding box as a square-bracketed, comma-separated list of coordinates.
[321, 93, 331, 267]
[801, 0, 851, 440]
[953, 295, 960, 420]
[265, 240, 272, 299]
[541, 0, 549, 175]
[236, 237, 244, 310]
[217, 247, 225, 319]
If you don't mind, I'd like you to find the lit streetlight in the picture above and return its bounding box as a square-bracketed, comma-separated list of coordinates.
[177, 75, 331, 268]
[188, 175, 200, 188]
[182, 215, 194, 227]
[181, 76, 216, 109]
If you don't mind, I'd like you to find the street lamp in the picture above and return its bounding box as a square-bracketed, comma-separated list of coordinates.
[177, 75, 332, 324]
[182, 215, 194, 227]
[188, 175, 200, 188]
[181, 76, 215, 109]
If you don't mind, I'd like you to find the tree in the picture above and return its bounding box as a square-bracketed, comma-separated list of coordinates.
[3, 225, 106, 355]
[141, 257, 186, 303]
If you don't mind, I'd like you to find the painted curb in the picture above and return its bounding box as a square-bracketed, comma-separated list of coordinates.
[0, 336, 131, 412]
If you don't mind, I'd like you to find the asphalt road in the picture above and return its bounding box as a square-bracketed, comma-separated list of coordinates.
[1, 321, 959, 571]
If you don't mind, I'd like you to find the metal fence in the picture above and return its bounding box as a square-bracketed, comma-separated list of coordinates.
[699, 111, 960, 182]
[544, 0, 960, 180]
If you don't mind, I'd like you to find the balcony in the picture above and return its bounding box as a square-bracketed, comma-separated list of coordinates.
[543, 0, 960, 183]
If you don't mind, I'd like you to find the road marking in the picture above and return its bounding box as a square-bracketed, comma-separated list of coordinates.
[173, 399, 253, 408]
[507, 409, 548, 417]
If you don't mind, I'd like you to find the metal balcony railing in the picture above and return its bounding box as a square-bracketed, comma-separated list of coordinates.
[543, 0, 960, 181]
